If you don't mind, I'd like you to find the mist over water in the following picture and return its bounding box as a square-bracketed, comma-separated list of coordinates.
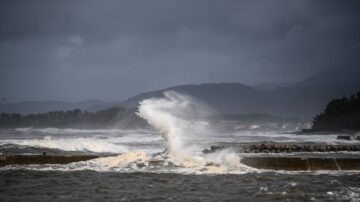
[137, 91, 209, 158]
[137, 91, 189, 158]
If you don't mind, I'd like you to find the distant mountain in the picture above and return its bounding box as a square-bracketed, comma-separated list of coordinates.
[254, 67, 360, 90]
[253, 82, 292, 90]
[0, 99, 119, 114]
[122, 83, 253, 108]
[122, 67, 360, 120]
[295, 67, 360, 87]
[2, 67, 359, 120]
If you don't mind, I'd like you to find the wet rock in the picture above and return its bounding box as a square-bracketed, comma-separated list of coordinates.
[204, 143, 360, 154]
[202, 145, 224, 154]
[337, 135, 351, 140]
[136, 162, 146, 168]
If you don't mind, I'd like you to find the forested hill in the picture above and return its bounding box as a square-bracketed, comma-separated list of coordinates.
[311, 91, 360, 132]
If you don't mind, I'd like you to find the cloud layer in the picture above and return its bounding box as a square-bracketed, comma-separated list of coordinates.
[0, 0, 359, 101]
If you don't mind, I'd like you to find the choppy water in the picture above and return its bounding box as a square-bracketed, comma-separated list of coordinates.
[0, 127, 360, 201]
[1, 170, 360, 202]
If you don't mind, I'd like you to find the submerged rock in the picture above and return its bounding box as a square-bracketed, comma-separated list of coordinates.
[337, 135, 351, 140]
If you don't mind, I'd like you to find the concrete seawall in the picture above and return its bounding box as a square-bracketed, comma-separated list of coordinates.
[0, 155, 99, 167]
[241, 157, 360, 171]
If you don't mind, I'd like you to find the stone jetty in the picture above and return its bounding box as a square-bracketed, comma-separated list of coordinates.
[203, 143, 360, 154]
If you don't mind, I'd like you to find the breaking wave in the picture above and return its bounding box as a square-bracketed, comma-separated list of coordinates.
[134, 91, 251, 173]
[14, 127, 148, 136]
[0, 136, 128, 153]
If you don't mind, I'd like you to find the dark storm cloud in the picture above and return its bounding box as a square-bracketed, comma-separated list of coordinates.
[0, 0, 360, 101]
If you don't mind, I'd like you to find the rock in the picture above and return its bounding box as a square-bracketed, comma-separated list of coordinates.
[202, 145, 224, 154]
[337, 135, 351, 140]
[203, 143, 360, 154]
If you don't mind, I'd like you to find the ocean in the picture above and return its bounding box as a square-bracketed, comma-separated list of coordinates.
[1, 127, 360, 201]
[1, 92, 360, 201]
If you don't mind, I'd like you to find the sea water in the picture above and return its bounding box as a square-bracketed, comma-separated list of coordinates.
[1, 92, 360, 201]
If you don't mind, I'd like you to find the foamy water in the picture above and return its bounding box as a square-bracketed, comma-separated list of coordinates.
[1, 127, 359, 174]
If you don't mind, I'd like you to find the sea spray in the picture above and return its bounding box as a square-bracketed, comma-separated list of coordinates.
[136, 91, 253, 173]
[136, 91, 197, 159]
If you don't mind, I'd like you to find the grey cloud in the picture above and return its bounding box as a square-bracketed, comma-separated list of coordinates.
[0, 0, 359, 101]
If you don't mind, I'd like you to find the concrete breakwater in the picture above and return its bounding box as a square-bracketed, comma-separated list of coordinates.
[203, 143, 360, 154]
[0, 155, 99, 167]
[241, 157, 360, 171]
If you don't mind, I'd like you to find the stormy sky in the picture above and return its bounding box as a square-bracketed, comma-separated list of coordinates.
[0, 0, 359, 102]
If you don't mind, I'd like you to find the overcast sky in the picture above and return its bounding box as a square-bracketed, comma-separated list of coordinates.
[0, 0, 359, 102]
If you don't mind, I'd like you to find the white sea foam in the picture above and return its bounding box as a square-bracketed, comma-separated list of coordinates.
[14, 127, 150, 136]
[136, 91, 209, 159]
[5, 149, 253, 174]
[0, 136, 128, 153]
[106, 134, 163, 144]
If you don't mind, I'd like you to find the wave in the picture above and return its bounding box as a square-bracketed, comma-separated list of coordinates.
[0, 136, 128, 153]
[134, 91, 254, 174]
[136, 91, 212, 159]
[14, 127, 150, 136]
[1, 149, 254, 174]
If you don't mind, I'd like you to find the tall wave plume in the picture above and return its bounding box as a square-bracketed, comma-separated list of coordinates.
[136, 91, 209, 160]
[136, 91, 252, 173]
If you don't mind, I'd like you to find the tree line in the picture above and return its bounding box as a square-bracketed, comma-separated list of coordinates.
[0, 107, 147, 129]
[311, 91, 360, 132]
